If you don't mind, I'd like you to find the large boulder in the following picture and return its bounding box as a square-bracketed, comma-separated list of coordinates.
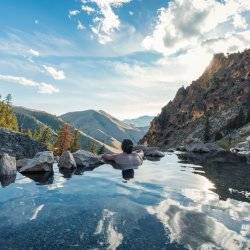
[133, 145, 165, 157]
[185, 142, 224, 153]
[73, 150, 104, 168]
[58, 151, 76, 169]
[0, 128, 47, 159]
[0, 153, 16, 175]
[18, 151, 54, 173]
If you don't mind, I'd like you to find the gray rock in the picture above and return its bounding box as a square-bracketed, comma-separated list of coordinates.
[0, 153, 16, 175]
[185, 142, 224, 153]
[133, 145, 165, 157]
[73, 150, 104, 167]
[0, 128, 47, 159]
[230, 138, 250, 163]
[58, 151, 76, 169]
[18, 151, 54, 173]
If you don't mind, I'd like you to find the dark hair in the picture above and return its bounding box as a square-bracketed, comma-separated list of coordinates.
[122, 169, 134, 180]
[121, 139, 133, 154]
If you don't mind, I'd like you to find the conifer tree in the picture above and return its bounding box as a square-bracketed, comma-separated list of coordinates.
[90, 141, 97, 154]
[97, 145, 105, 155]
[0, 94, 18, 131]
[70, 130, 81, 152]
[204, 114, 210, 142]
[54, 123, 73, 156]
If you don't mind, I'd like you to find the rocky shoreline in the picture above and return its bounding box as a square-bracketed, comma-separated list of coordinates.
[0, 143, 166, 187]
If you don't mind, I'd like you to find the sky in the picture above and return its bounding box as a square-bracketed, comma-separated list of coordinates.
[0, 0, 250, 119]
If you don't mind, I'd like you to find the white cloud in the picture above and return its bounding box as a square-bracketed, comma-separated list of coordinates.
[82, 5, 95, 14]
[0, 74, 59, 94]
[88, 0, 132, 44]
[143, 0, 250, 55]
[232, 13, 248, 29]
[68, 9, 80, 18]
[43, 65, 66, 80]
[28, 49, 40, 57]
[77, 20, 85, 30]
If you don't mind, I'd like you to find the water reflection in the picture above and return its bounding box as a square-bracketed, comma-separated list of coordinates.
[0, 153, 249, 249]
[122, 169, 134, 181]
[178, 153, 250, 202]
[0, 174, 16, 187]
[23, 172, 54, 185]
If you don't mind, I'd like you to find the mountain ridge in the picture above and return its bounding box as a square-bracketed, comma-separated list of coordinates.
[141, 49, 250, 149]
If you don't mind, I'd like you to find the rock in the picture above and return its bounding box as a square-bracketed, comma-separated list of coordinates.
[176, 145, 187, 152]
[0, 174, 16, 187]
[0, 153, 16, 175]
[0, 128, 47, 159]
[18, 151, 54, 173]
[233, 140, 250, 152]
[22, 172, 54, 185]
[133, 145, 165, 157]
[185, 142, 224, 153]
[58, 151, 76, 169]
[230, 138, 250, 163]
[73, 150, 104, 168]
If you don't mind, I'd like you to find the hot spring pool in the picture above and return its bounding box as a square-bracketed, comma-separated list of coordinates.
[0, 153, 249, 249]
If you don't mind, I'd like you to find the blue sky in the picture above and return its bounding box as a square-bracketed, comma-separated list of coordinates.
[0, 0, 249, 119]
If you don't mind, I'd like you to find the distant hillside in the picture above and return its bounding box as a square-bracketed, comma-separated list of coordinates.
[14, 106, 63, 133]
[14, 107, 114, 152]
[60, 110, 145, 148]
[124, 115, 154, 128]
[141, 49, 250, 149]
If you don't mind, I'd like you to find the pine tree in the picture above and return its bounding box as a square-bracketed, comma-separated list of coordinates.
[25, 129, 33, 138]
[204, 115, 210, 142]
[40, 127, 52, 147]
[70, 130, 81, 152]
[0, 94, 18, 131]
[54, 123, 73, 156]
[90, 141, 97, 154]
[97, 145, 105, 155]
[236, 108, 244, 128]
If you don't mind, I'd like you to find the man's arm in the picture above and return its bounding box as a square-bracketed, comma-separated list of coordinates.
[134, 150, 144, 160]
[102, 153, 117, 161]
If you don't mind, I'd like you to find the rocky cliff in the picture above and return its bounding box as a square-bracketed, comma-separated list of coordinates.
[0, 128, 47, 159]
[141, 49, 250, 149]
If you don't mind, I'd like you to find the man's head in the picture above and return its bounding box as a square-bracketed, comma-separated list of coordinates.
[121, 139, 133, 154]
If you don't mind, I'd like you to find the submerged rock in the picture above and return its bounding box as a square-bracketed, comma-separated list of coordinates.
[0, 153, 16, 175]
[18, 151, 54, 173]
[133, 145, 165, 157]
[58, 151, 76, 169]
[73, 150, 104, 167]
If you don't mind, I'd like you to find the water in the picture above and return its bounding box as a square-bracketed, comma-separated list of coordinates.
[0, 152, 249, 250]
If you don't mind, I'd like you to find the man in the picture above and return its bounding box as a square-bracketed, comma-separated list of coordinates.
[102, 139, 144, 170]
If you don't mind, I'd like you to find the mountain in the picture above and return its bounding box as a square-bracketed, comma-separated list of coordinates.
[124, 115, 154, 128]
[14, 107, 115, 152]
[141, 49, 250, 149]
[60, 110, 145, 148]
[14, 106, 63, 133]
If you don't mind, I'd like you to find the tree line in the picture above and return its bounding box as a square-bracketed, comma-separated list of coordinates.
[0, 94, 104, 156]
